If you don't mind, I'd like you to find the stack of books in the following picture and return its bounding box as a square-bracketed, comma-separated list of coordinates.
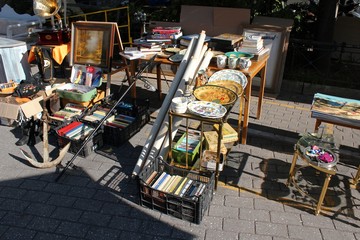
[82, 106, 111, 123]
[57, 121, 94, 141]
[211, 33, 243, 52]
[180, 34, 211, 47]
[175, 130, 201, 153]
[50, 104, 85, 122]
[148, 26, 182, 43]
[123, 47, 144, 58]
[239, 35, 264, 54]
[105, 113, 135, 129]
[133, 38, 164, 54]
[145, 171, 207, 199]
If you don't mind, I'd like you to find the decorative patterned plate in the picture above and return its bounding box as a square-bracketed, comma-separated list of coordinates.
[206, 80, 243, 96]
[225, 51, 254, 59]
[208, 69, 248, 88]
[187, 101, 227, 119]
[165, 47, 181, 53]
[193, 85, 238, 106]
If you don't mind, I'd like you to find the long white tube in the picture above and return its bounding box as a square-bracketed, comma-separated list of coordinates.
[137, 37, 203, 171]
[157, 31, 208, 164]
[132, 38, 196, 177]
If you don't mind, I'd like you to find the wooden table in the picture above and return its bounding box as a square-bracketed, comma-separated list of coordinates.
[124, 53, 269, 145]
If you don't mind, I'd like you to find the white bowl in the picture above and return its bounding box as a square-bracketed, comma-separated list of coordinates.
[171, 97, 188, 113]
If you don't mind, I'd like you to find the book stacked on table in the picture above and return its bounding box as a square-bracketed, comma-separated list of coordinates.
[211, 33, 243, 52]
[145, 171, 207, 199]
[239, 35, 264, 54]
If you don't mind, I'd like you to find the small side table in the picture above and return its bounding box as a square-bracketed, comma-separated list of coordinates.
[287, 133, 338, 215]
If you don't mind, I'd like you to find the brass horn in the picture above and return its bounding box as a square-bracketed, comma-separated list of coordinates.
[33, 0, 62, 28]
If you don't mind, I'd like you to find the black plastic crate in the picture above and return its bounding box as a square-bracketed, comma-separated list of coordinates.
[138, 158, 215, 224]
[56, 122, 103, 158]
[101, 99, 150, 146]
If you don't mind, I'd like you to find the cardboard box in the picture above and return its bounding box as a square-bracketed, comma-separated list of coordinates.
[213, 123, 238, 143]
[203, 131, 227, 155]
[0, 94, 43, 121]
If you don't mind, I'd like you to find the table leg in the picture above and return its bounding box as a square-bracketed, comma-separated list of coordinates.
[257, 62, 267, 119]
[350, 165, 360, 188]
[315, 173, 332, 215]
[237, 95, 244, 142]
[241, 76, 252, 144]
[130, 60, 136, 99]
[156, 63, 162, 100]
[314, 119, 322, 132]
[287, 150, 298, 186]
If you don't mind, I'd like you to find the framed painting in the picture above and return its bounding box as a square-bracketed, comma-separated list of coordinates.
[70, 21, 116, 70]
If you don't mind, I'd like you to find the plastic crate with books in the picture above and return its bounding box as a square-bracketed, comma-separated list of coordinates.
[56, 121, 103, 158]
[138, 158, 215, 224]
[100, 98, 150, 146]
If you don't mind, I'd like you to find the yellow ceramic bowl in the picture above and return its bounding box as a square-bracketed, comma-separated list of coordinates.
[193, 85, 238, 106]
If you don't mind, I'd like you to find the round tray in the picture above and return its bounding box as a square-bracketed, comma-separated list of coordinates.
[205, 80, 243, 96]
[193, 85, 238, 106]
[187, 101, 227, 119]
[304, 146, 338, 168]
[208, 69, 248, 89]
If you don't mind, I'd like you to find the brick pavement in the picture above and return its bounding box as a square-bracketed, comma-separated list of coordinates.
[0, 77, 359, 240]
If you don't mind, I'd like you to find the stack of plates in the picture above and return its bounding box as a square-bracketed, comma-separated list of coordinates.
[208, 69, 248, 89]
[187, 101, 227, 119]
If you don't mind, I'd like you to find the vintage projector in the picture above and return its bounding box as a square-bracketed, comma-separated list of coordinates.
[33, 0, 70, 45]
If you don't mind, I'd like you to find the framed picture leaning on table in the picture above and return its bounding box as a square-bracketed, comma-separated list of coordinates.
[70, 21, 117, 70]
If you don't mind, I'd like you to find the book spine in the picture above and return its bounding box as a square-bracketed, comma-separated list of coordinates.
[145, 171, 158, 185]
[151, 172, 167, 189]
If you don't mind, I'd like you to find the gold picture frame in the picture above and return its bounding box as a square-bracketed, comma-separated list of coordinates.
[70, 21, 116, 70]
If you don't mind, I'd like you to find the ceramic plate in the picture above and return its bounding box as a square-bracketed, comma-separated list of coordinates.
[208, 69, 248, 89]
[187, 101, 227, 119]
[193, 85, 238, 106]
[206, 80, 243, 96]
[225, 51, 254, 59]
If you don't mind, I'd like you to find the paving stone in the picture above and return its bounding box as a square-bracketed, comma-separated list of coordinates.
[300, 213, 335, 229]
[208, 205, 239, 219]
[223, 218, 255, 234]
[138, 220, 173, 237]
[0, 199, 30, 212]
[225, 195, 254, 209]
[288, 225, 323, 240]
[239, 208, 270, 222]
[44, 182, 71, 195]
[108, 215, 142, 231]
[119, 231, 154, 240]
[321, 229, 357, 240]
[171, 223, 206, 239]
[19, 179, 48, 191]
[1, 227, 36, 240]
[254, 198, 285, 212]
[33, 232, 68, 240]
[239, 233, 272, 240]
[199, 215, 223, 230]
[27, 216, 61, 232]
[47, 194, 77, 207]
[22, 190, 51, 203]
[55, 221, 90, 238]
[129, 206, 161, 220]
[270, 211, 302, 225]
[51, 207, 83, 221]
[79, 211, 112, 227]
[0, 187, 27, 199]
[25, 202, 56, 217]
[67, 185, 97, 198]
[0, 212, 33, 228]
[73, 198, 103, 211]
[101, 202, 132, 217]
[332, 216, 360, 232]
[85, 227, 122, 240]
[204, 229, 238, 240]
[255, 222, 288, 238]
